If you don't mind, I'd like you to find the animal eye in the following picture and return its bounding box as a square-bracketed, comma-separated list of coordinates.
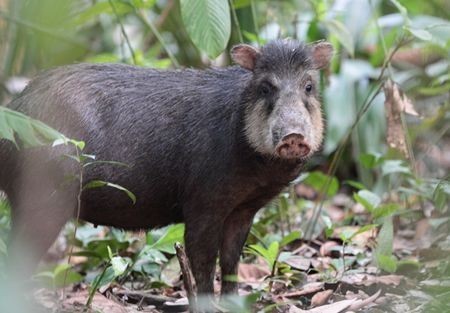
[305, 83, 313, 93]
[259, 81, 274, 96]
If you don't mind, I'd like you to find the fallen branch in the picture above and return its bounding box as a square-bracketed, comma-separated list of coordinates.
[175, 242, 198, 313]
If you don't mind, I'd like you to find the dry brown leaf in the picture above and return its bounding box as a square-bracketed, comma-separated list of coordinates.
[383, 79, 417, 158]
[283, 282, 325, 298]
[238, 262, 270, 283]
[283, 255, 311, 271]
[324, 205, 346, 222]
[392, 82, 419, 117]
[290, 298, 357, 313]
[311, 289, 334, 307]
[320, 241, 340, 257]
[341, 273, 403, 287]
[296, 184, 317, 199]
[347, 289, 381, 311]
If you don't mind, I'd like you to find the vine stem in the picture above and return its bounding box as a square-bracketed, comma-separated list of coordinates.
[229, 0, 243, 43]
[60, 145, 84, 303]
[135, 8, 180, 68]
[108, 0, 137, 65]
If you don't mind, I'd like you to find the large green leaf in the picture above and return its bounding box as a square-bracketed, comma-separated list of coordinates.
[148, 223, 185, 254]
[0, 106, 65, 148]
[180, 0, 231, 58]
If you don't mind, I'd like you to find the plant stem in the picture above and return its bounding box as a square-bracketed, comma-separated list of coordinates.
[136, 9, 180, 68]
[108, 0, 137, 65]
[250, 0, 260, 45]
[61, 145, 84, 302]
[229, 0, 243, 43]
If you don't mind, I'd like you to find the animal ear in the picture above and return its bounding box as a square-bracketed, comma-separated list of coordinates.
[230, 44, 260, 71]
[310, 41, 334, 69]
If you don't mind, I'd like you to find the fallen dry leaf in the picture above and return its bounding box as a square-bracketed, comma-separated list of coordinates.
[289, 299, 357, 313]
[383, 79, 420, 159]
[311, 289, 334, 307]
[283, 255, 311, 271]
[341, 273, 403, 287]
[238, 261, 270, 283]
[283, 282, 325, 298]
[320, 241, 340, 257]
[347, 289, 381, 311]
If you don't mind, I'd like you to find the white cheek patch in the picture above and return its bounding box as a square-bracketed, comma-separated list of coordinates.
[244, 100, 277, 156]
[308, 97, 324, 154]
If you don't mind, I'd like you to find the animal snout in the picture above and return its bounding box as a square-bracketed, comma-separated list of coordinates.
[276, 133, 311, 159]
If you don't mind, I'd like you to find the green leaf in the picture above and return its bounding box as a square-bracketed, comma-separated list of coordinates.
[375, 217, 394, 258]
[353, 190, 381, 212]
[91, 266, 116, 289]
[73, 0, 133, 26]
[376, 254, 397, 273]
[180, 0, 231, 58]
[302, 171, 339, 197]
[324, 19, 354, 57]
[148, 224, 185, 254]
[381, 160, 412, 176]
[0, 106, 66, 148]
[406, 27, 433, 41]
[344, 180, 366, 190]
[35, 264, 83, 288]
[110, 256, 129, 276]
[83, 160, 130, 168]
[360, 153, 384, 169]
[433, 180, 450, 211]
[279, 231, 301, 248]
[348, 224, 378, 242]
[53, 264, 83, 287]
[374, 217, 397, 273]
[247, 241, 279, 269]
[83, 180, 136, 204]
[232, 0, 250, 9]
[373, 203, 400, 219]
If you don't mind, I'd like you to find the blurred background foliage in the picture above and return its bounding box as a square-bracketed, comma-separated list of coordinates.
[0, 0, 449, 310]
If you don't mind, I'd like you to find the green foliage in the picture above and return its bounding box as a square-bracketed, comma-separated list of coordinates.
[34, 263, 83, 289]
[146, 223, 185, 254]
[87, 246, 131, 306]
[0, 0, 449, 310]
[0, 106, 66, 147]
[300, 171, 339, 197]
[181, 0, 231, 58]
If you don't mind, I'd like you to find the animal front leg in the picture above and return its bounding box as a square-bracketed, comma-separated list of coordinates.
[219, 208, 257, 295]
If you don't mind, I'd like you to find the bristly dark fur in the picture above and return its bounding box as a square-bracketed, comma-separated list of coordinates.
[255, 40, 312, 74]
[0, 39, 324, 296]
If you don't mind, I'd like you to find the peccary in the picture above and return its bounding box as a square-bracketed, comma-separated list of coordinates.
[0, 39, 333, 295]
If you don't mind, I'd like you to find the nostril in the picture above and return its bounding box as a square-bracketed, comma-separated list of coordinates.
[276, 133, 311, 159]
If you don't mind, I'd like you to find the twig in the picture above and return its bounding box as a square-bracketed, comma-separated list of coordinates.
[135, 8, 180, 68]
[108, 0, 137, 65]
[143, 0, 174, 47]
[175, 243, 198, 313]
[229, 0, 243, 43]
[61, 145, 84, 303]
[250, 0, 260, 45]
